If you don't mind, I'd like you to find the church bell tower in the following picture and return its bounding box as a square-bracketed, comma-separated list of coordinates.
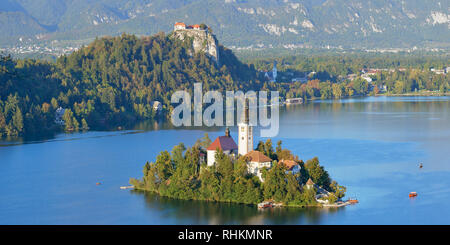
[238, 100, 253, 156]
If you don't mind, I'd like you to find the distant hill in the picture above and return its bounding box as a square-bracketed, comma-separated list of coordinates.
[0, 31, 261, 137]
[0, 0, 449, 49]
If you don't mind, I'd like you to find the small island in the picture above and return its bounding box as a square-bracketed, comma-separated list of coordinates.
[130, 104, 348, 208]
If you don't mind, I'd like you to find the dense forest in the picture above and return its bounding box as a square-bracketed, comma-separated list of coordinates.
[0, 54, 59, 137]
[0, 32, 262, 138]
[255, 54, 449, 101]
[1, 31, 448, 138]
[269, 71, 448, 102]
[249, 53, 450, 73]
[130, 137, 346, 206]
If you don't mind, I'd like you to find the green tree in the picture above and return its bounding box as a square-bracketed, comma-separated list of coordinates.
[12, 107, 24, 134]
[304, 157, 331, 190]
[195, 133, 212, 149]
[81, 118, 89, 130]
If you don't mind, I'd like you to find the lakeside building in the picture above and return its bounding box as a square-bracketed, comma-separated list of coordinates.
[206, 128, 238, 166]
[207, 101, 252, 165]
[361, 73, 373, 83]
[55, 107, 65, 125]
[150, 101, 162, 112]
[150, 100, 162, 112]
[206, 101, 273, 181]
[246, 151, 272, 182]
[347, 74, 357, 81]
[205, 100, 305, 183]
[285, 98, 303, 105]
[279, 159, 300, 175]
[430, 68, 446, 75]
[306, 178, 315, 190]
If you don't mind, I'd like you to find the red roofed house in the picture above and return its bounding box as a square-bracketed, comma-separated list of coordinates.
[207, 128, 238, 166]
[306, 178, 315, 190]
[192, 24, 201, 30]
[174, 22, 186, 31]
[279, 159, 300, 175]
[246, 150, 272, 181]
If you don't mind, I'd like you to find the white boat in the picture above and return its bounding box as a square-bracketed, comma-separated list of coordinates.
[285, 98, 303, 105]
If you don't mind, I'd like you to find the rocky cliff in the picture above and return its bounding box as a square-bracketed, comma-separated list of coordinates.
[172, 29, 219, 65]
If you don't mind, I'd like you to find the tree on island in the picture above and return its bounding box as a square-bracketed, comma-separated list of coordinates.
[195, 133, 212, 149]
[304, 157, 331, 190]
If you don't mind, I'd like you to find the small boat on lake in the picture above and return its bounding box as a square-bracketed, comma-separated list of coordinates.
[348, 199, 359, 204]
[409, 192, 418, 198]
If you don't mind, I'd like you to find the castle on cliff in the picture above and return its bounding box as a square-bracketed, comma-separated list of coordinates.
[172, 22, 219, 65]
[174, 22, 206, 31]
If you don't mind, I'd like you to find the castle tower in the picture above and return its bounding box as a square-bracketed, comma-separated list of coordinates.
[238, 100, 253, 156]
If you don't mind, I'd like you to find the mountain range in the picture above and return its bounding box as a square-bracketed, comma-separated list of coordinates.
[1, 0, 449, 50]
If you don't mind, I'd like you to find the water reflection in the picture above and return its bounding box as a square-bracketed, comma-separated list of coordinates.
[133, 120, 223, 133]
[2, 96, 447, 147]
[132, 190, 343, 225]
[0, 96, 448, 224]
[283, 97, 450, 115]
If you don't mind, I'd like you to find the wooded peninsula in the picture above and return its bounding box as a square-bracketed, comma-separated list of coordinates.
[130, 135, 346, 207]
[1, 29, 448, 138]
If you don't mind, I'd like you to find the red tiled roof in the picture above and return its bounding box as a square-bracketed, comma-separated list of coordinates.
[245, 151, 272, 163]
[279, 159, 298, 170]
[174, 22, 186, 26]
[192, 24, 201, 28]
[306, 178, 314, 185]
[207, 136, 238, 151]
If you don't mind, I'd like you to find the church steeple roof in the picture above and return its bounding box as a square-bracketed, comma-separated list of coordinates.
[225, 127, 230, 137]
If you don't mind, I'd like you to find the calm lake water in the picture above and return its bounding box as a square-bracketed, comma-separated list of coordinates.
[1, 96, 449, 224]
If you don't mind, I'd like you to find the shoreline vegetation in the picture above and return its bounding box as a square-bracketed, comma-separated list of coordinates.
[376, 91, 450, 97]
[0, 31, 260, 139]
[302, 91, 449, 103]
[1, 31, 448, 139]
[130, 136, 347, 208]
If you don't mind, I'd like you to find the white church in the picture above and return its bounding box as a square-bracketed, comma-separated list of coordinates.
[206, 103, 272, 181]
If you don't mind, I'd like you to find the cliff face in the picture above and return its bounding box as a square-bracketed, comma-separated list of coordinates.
[173, 29, 219, 65]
